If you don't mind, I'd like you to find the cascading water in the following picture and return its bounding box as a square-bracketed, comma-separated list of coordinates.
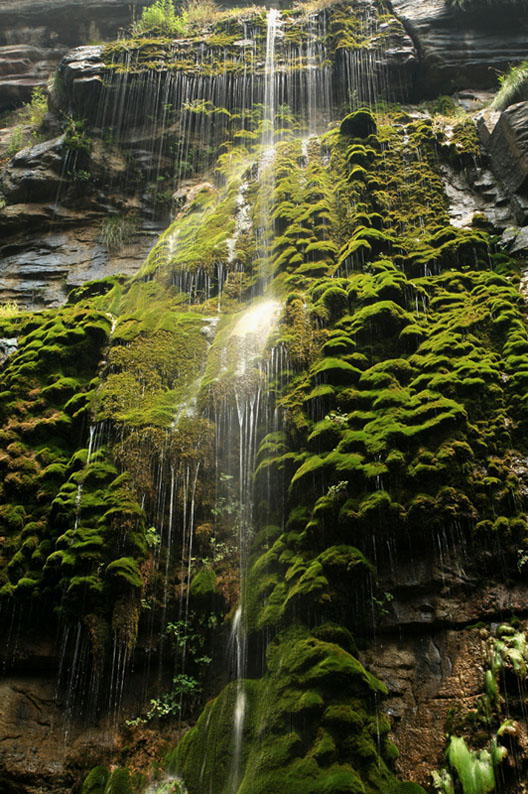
[212, 297, 281, 790]
[262, 8, 280, 149]
[257, 8, 281, 288]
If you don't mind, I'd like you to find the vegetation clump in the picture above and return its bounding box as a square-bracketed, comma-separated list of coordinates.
[133, 0, 189, 36]
[491, 60, 528, 110]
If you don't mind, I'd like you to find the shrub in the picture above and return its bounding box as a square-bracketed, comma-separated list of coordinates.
[133, 0, 188, 35]
[21, 86, 48, 128]
[185, 0, 219, 29]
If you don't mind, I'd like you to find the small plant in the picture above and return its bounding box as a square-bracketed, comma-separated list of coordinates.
[68, 168, 92, 183]
[145, 525, 161, 548]
[0, 300, 19, 318]
[21, 86, 48, 128]
[491, 60, 528, 111]
[147, 674, 203, 719]
[99, 214, 138, 252]
[133, 0, 188, 35]
[125, 674, 202, 725]
[6, 126, 25, 156]
[63, 116, 93, 154]
[5, 87, 48, 157]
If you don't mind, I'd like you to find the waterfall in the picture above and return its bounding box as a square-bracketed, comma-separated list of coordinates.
[228, 605, 246, 792]
[212, 298, 281, 791]
[257, 8, 282, 287]
[262, 8, 281, 148]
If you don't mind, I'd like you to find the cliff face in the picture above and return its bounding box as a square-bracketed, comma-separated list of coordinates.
[0, 0, 152, 110]
[1, 2, 528, 794]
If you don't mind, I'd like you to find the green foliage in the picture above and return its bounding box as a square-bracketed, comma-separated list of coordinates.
[5, 87, 48, 156]
[22, 86, 48, 128]
[0, 300, 20, 318]
[64, 116, 93, 154]
[99, 215, 138, 252]
[491, 60, 528, 110]
[148, 674, 203, 719]
[133, 0, 188, 36]
[446, 737, 498, 794]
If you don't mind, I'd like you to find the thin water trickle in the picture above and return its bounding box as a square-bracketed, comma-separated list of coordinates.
[262, 9, 281, 148]
[228, 605, 247, 792]
[256, 9, 281, 287]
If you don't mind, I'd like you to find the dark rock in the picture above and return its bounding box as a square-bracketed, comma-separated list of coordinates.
[0, 44, 64, 108]
[0, 336, 17, 364]
[487, 101, 528, 195]
[0, 0, 152, 110]
[441, 164, 513, 231]
[1, 135, 66, 203]
[390, 0, 528, 96]
[0, 223, 154, 309]
[484, 101, 528, 223]
[51, 45, 105, 117]
[503, 225, 528, 254]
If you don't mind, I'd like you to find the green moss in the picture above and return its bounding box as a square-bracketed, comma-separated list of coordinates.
[172, 627, 395, 794]
[190, 566, 217, 598]
[82, 766, 110, 794]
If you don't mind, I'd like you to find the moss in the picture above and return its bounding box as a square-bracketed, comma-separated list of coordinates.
[82, 766, 110, 794]
[340, 110, 377, 139]
[104, 768, 143, 794]
[172, 627, 395, 794]
[190, 566, 217, 598]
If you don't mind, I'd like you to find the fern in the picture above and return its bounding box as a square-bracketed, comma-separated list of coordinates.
[491, 60, 528, 111]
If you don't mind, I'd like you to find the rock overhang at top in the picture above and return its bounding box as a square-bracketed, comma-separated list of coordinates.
[51, 0, 419, 124]
[0, 0, 152, 110]
[389, 0, 528, 95]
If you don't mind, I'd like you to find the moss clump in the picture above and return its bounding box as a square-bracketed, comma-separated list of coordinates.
[340, 110, 377, 139]
[171, 626, 395, 794]
[82, 766, 110, 794]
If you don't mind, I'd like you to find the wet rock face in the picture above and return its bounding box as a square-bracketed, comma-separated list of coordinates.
[363, 538, 528, 788]
[362, 628, 490, 786]
[1, 136, 66, 203]
[0, 224, 154, 309]
[390, 0, 528, 95]
[0, 0, 151, 110]
[485, 101, 528, 223]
